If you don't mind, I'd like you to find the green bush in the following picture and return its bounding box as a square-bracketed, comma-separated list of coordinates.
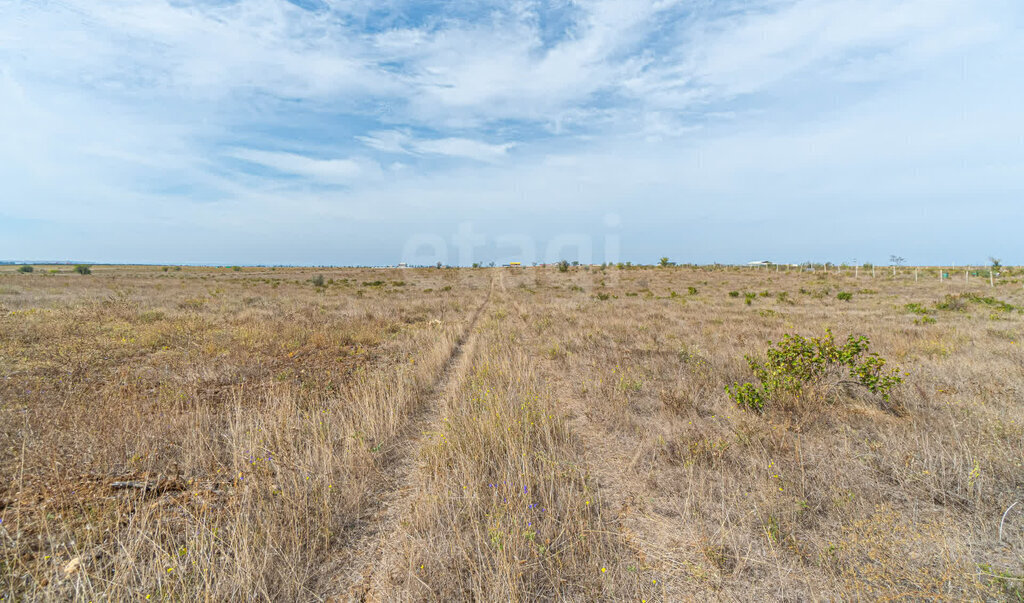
[557, 260, 570, 273]
[726, 329, 903, 413]
[904, 303, 931, 316]
[963, 293, 1018, 313]
[311, 274, 325, 287]
[687, 286, 698, 295]
[728, 291, 740, 298]
[935, 293, 1017, 313]
[935, 294, 967, 312]
[837, 291, 853, 301]
[73, 265, 92, 275]
[744, 292, 756, 305]
[17, 265, 33, 273]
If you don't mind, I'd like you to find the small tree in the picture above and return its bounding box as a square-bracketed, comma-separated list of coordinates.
[73, 265, 92, 275]
[990, 257, 1003, 270]
[889, 255, 905, 267]
[17, 265, 33, 273]
[557, 260, 570, 273]
[659, 257, 671, 267]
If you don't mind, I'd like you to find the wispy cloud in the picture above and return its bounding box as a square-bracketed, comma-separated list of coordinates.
[229, 149, 381, 184]
[1, 0, 1022, 263]
[357, 130, 514, 162]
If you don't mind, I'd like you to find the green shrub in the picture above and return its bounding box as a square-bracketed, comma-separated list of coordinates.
[557, 260, 570, 273]
[904, 302, 930, 315]
[963, 293, 1018, 313]
[231, 266, 242, 272]
[935, 294, 967, 312]
[744, 292, 756, 305]
[688, 286, 698, 295]
[729, 291, 740, 298]
[17, 265, 33, 273]
[837, 292, 853, 302]
[729, 382, 766, 413]
[596, 292, 610, 301]
[73, 265, 92, 275]
[311, 274, 325, 287]
[726, 329, 903, 413]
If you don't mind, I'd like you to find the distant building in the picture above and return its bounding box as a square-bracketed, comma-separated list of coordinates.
[396, 262, 408, 268]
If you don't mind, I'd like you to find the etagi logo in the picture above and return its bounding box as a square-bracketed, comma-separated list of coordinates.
[400, 214, 622, 267]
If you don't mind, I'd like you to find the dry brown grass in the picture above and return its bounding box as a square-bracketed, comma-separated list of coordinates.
[2, 264, 1022, 600]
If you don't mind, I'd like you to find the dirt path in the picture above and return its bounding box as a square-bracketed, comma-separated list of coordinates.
[327, 274, 494, 601]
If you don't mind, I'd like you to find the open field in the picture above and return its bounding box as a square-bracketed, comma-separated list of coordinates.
[2, 264, 1023, 600]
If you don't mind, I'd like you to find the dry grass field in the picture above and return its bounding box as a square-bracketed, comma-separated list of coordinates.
[2, 264, 1023, 601]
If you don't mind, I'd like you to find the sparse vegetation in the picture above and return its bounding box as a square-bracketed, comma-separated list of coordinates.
[1, 265, 1020, 601]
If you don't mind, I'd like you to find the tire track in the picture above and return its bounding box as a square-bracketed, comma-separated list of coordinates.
[329, 274, 494, 601]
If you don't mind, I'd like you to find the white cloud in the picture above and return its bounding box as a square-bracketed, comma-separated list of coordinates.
[356, 130, 515, 162]
[412, 137, 515, 162]
[229, 149, 381, 184]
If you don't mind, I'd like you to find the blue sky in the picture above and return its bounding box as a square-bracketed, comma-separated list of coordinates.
[1, 0, 1022, 266]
